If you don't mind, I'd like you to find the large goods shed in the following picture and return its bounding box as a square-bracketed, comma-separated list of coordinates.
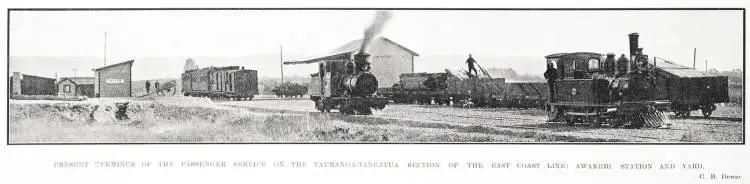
[286, 37, 419, 88]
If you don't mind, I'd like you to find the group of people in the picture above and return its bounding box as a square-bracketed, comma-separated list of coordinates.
[145, 80, 160, 94]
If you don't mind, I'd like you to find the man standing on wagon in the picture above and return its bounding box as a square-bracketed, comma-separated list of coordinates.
[466, 54, 478, 77]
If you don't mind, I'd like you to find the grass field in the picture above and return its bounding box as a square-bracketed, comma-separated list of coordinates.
[9, 97, 516, 143]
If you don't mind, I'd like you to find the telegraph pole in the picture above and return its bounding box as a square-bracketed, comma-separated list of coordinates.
[280, 45, 284, 95]
[705, 59, 708, 72]
[104, 32, 108, 66]
[73, 69, 77, 78]
[692, 48, 696, 69]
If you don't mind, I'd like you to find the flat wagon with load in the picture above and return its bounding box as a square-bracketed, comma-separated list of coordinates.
[383, 70, 548, 108]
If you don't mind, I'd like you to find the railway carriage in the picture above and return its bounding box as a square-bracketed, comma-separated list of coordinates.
[181, 66, 258, 100]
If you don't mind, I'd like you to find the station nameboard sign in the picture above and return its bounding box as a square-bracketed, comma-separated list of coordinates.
[105, 78, 125, 84]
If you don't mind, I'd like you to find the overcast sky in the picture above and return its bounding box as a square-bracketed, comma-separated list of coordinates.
[9, 10, 743, 80]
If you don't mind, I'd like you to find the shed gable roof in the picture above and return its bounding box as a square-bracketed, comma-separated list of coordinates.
[93, 60, 134, 71]
[284, 37, 418, 65]
[57, 77, 95, 86]
[331, 37, 419, 56]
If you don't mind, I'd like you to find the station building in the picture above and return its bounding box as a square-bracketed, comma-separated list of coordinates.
[287, 37, 419, 88]
[56, 77, 95, 97]
[93, 60, 134, 97]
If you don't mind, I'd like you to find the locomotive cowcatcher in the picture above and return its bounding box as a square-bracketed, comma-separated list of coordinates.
[307, 52, 389, 115]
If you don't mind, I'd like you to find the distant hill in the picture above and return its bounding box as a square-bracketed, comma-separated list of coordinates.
[483, 67, 544, 82]
[708, 68, 743, 104]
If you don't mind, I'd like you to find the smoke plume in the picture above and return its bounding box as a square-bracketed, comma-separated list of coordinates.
[360, 11, 393, 53]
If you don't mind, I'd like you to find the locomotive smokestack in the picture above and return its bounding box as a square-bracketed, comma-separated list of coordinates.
[628, 33, 640, 60]
[359, 11, 392, 54]
[354, 52, 371, 72]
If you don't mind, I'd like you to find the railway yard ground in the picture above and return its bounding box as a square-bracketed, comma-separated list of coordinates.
[8, 95, 744, 143]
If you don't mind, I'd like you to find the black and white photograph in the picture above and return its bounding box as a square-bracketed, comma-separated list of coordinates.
[7, 9, 744, 144]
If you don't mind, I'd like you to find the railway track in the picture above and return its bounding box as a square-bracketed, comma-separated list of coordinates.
[372, 110, 678, 142]
[219, 102, 742, 142]
[373, 106, 742, 142]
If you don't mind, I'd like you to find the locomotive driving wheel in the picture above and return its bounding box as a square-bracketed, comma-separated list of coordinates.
[609, 117, 624, 128]
[701, 104, 716, 118]
[340, 107, 355, 115]
[339, 101, 355, 115]
[588, 115, 601, 128]
[315, 100, 331, 113]
[356, 107, 373, 115]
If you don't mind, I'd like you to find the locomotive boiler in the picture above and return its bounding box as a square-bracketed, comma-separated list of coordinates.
[308, 52, 388, 115]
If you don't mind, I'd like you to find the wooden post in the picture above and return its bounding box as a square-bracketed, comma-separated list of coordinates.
[104, 32, 108, 66]
[280, 45, 284, 97]
[692, 48, 696, 69]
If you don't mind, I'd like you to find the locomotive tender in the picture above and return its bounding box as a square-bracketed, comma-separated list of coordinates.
[308, 52, 389, 115]
[546, 33, 729, 128]
[181, 66, 259, 100]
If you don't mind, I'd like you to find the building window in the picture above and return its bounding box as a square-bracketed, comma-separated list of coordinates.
[63, 85, 71, 93]
[588, 58, 600, 70]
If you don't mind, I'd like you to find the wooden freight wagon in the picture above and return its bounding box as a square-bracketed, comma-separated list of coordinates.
[654, 60, 730, 117]
[504, 82, 549, 108]
[466, 78, 506, 107]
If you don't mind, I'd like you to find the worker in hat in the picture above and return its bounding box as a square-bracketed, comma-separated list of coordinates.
[466, 54, 478, 77]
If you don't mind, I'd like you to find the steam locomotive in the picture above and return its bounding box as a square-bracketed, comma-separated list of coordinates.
[308, 52, 388, 115]
[546, 33, 729, 128]
[181, 66, 259, 100]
